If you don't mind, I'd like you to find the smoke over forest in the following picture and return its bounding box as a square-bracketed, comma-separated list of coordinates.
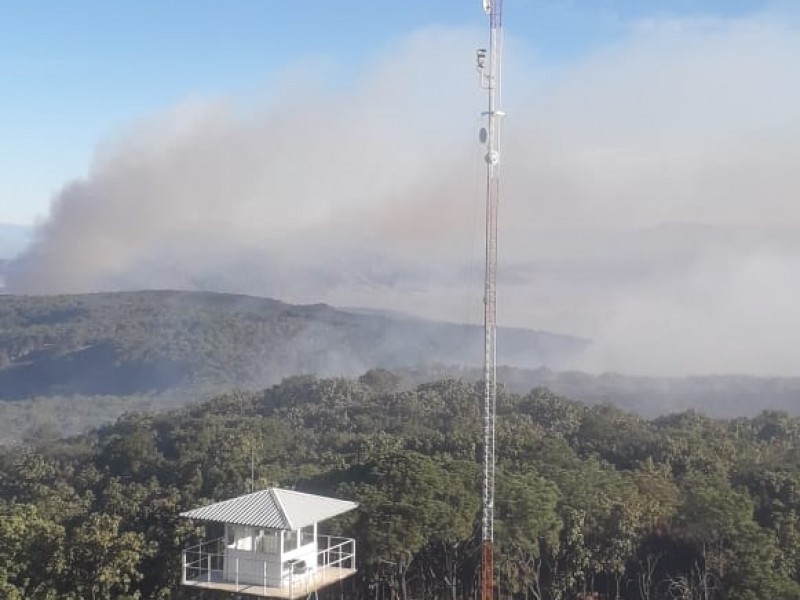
[8, 16, 800, 377]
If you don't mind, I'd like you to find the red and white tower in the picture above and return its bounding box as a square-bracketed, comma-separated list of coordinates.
[476, 1, 504, 599]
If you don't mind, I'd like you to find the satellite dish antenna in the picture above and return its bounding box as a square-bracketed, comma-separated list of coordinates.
[483, 0, 492, 15]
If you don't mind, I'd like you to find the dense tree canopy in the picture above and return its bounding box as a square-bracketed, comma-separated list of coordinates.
[1, 372, 800, 598]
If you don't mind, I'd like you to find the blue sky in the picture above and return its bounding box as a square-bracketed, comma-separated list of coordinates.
[0, 0, 783, 224]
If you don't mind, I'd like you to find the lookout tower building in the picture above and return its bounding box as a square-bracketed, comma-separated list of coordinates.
[180, 488, 358, 598]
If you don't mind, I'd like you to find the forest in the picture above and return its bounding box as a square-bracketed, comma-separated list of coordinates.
[0, 290, 583, 443]
[1, 291, 799, 445]
[0, 290, 582, 398]
[2, 371, 799, 599]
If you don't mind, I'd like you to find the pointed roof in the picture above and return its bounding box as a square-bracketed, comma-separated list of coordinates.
[180, 488, 358, 530]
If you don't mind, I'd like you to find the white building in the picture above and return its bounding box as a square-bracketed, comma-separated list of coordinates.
[180, 487, 358, 599]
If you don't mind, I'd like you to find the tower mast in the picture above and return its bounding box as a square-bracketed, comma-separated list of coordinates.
[476, 1, 503, 600]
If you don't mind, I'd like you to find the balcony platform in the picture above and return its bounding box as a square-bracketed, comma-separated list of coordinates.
[183, 566, 356, 598]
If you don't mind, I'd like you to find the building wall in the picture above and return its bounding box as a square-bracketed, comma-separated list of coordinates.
[221, 523, 318, 588]
[224, 547, 282, 587]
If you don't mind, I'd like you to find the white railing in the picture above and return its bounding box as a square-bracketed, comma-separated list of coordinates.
[181, 537, 225, 585]
[181, 534, 356, 597]
[289, 535, 357, 597]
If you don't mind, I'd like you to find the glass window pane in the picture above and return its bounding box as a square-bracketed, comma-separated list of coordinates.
[285, 529, 298, 551]
[256, 529, 280, 554]
[301, 525, 314, 546]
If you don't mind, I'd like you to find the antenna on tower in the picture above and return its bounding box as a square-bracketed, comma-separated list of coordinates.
[476, 1, 504, 599]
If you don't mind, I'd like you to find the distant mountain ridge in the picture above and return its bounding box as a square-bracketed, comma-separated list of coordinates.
[0, 290, 587, 400]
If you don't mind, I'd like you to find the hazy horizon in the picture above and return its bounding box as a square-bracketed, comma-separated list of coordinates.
[5, 10, 800, 378]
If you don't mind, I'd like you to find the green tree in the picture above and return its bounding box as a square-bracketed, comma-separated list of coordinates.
[495, 471, 561, 600]
[65, 513, 152, 600]
[345, 450, 478, 600]
[0, 503, 65, 599]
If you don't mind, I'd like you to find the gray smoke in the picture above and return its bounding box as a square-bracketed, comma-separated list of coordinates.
[9, 16, 800, 376]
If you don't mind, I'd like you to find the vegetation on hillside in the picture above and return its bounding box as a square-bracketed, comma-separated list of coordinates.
[0, 291, 581, 396]
[1, 291, 799, 445]
[2, 372, 799, 599]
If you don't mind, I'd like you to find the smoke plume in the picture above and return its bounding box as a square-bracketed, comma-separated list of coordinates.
[9, 16, 800, 376]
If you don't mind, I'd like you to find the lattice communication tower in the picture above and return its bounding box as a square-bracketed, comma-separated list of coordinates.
[476, 1, 504, 600]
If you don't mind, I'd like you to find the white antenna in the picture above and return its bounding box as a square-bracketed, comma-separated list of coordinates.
[476, 1, 504, 599]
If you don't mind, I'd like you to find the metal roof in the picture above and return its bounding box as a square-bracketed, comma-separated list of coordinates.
[180, 488, 358, 530]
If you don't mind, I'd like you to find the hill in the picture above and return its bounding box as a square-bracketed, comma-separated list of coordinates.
[0, 290, 588, 443]
[2, 290, 799, 444]
[0, 290, 585, 400]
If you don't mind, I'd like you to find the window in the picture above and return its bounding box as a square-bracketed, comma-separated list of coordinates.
[301, 525, 314, 546]
[227, 525, 254, 551]
[284, 529, 299, 552]
[256, 529, 280, 554]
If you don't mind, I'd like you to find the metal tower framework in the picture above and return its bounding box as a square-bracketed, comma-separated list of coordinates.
[477, 1, 504, 600]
